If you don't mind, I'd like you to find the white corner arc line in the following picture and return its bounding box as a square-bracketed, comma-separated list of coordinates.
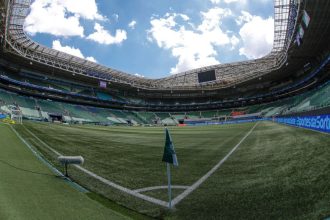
[74, 165, 168, 207]
[22, 125, 169, 207]
[172, 122, 259, 207]
[134, 185, 189, 193]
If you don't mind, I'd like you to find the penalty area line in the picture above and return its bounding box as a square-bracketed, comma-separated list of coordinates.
[172, 122, 259, 207]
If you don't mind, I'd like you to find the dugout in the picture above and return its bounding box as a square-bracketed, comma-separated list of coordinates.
[48, 113, 63, 122]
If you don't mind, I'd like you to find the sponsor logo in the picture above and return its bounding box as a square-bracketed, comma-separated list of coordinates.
[276, 115, 330, 133]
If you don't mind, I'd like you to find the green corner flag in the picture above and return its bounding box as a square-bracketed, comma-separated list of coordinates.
[162, 128, 178, 209]
[162, 128, 178, 166]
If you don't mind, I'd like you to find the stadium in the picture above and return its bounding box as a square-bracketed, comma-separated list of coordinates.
[0, 0, 329, 219]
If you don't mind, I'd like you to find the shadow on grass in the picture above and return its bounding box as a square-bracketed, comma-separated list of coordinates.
[87, 192, 157, 220]
[0, 159, 58, 177]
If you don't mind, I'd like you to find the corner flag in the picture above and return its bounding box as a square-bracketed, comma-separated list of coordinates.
[162, 128, 178, 209]
[162, 128, 178, 166]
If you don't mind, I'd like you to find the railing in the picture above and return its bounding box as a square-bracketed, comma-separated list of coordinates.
[0, 52, 328, 110]
[2, 0, 300, 89]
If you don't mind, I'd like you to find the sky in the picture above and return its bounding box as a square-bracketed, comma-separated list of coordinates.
[24, 0, 274, 79]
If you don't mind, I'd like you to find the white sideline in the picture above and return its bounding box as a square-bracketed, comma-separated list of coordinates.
[23, 126, 62, 156]
[171, 122, 259, 207]
[134, 185, 189, 193]
[21, 122, 258, 208]
[11, 125, 89, 193]
[21, 125, 169, 207]
[10, 125, 63, 177]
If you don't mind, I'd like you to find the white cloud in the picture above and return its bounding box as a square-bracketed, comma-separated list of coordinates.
[128, 20, 137, 29]
[230, 35, 240, 49]
[259, 0, 273, 3]
[87, 23, 127, 45]
[238, 12, 274, 59]
[224, 0, 240, 3]
[134, 73, 145, 78]
[210, 0, 221, 4]
[52, 40, 97, 62]
[24, 0, 105, 37]
[58, 0, 105, 20]
[235, 10, 253, 25]
[112, 14, 119, 22]
[24, 0, 84, 37]
[148, 8, 238, 74]
[52, 40, 84, 57]
[180, 14, 190, 21]
[86, 56, 97, 63]
[210, 0, 241, 4]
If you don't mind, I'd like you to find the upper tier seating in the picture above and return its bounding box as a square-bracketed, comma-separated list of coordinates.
[0, 80, 328, 123]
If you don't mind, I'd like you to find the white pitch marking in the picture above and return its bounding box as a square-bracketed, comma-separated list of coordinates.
[134, 185, 189, 193]
[22, 125, 169, 207]
[10, 125, 63, 177]
[172, 122, 259, 207]
[23, 125, 62, 156]
[73, 165, 169, 207]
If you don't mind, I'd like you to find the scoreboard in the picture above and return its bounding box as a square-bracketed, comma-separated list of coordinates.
[198, 70, 216, 83]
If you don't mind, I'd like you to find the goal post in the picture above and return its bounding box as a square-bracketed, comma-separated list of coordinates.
[10, 107, 23, 124]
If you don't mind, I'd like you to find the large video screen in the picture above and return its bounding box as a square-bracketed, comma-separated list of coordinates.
[198, 70, 216, 83]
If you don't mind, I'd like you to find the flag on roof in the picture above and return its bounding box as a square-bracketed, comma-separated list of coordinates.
[162, 128, 178, 166]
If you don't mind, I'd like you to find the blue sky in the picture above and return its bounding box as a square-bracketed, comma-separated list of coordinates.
[24, 0, 274, 78]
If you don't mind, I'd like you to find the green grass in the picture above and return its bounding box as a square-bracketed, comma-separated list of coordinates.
[12, 121, 330, 219]
[0, 123, 131, 220]
[142, 189, 185, 202]
[170, 122, 330, 220]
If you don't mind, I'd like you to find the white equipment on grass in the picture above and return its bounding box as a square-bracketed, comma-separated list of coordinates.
[58, 156, 84, 177]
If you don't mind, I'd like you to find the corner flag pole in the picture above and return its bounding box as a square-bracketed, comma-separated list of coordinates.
[162, 127, 178, 209]
[167, 162, 172, 209]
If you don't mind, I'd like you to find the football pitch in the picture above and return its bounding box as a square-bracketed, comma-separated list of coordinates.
[0, 123, 132, 220]
[3, 121, 330, 219]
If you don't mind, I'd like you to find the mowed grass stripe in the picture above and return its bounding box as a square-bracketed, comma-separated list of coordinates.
[170, 121, 330, 220]
[18, 124, 171, 208]
[19, 122, 254, 189]
[172, 122, 258, 206]
[13, 121, 330, 219]
[0, 123, 130, 220]
[15, 122, 256, 216]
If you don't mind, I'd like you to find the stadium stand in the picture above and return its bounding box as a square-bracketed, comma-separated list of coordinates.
[37, 99, 64, 114]
[186, 111, 202, 119]
[96, 92, 113, 101]
[0, 0, 329, 219]
[0, 79, 329, 124]
[137, 112, 157, 124]
[0, 0, 328, 123]
[122, 111, 144, 124]
[0, 89, 14, 104]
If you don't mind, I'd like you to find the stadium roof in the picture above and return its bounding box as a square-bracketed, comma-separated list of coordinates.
[0, 0, 306, 90]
